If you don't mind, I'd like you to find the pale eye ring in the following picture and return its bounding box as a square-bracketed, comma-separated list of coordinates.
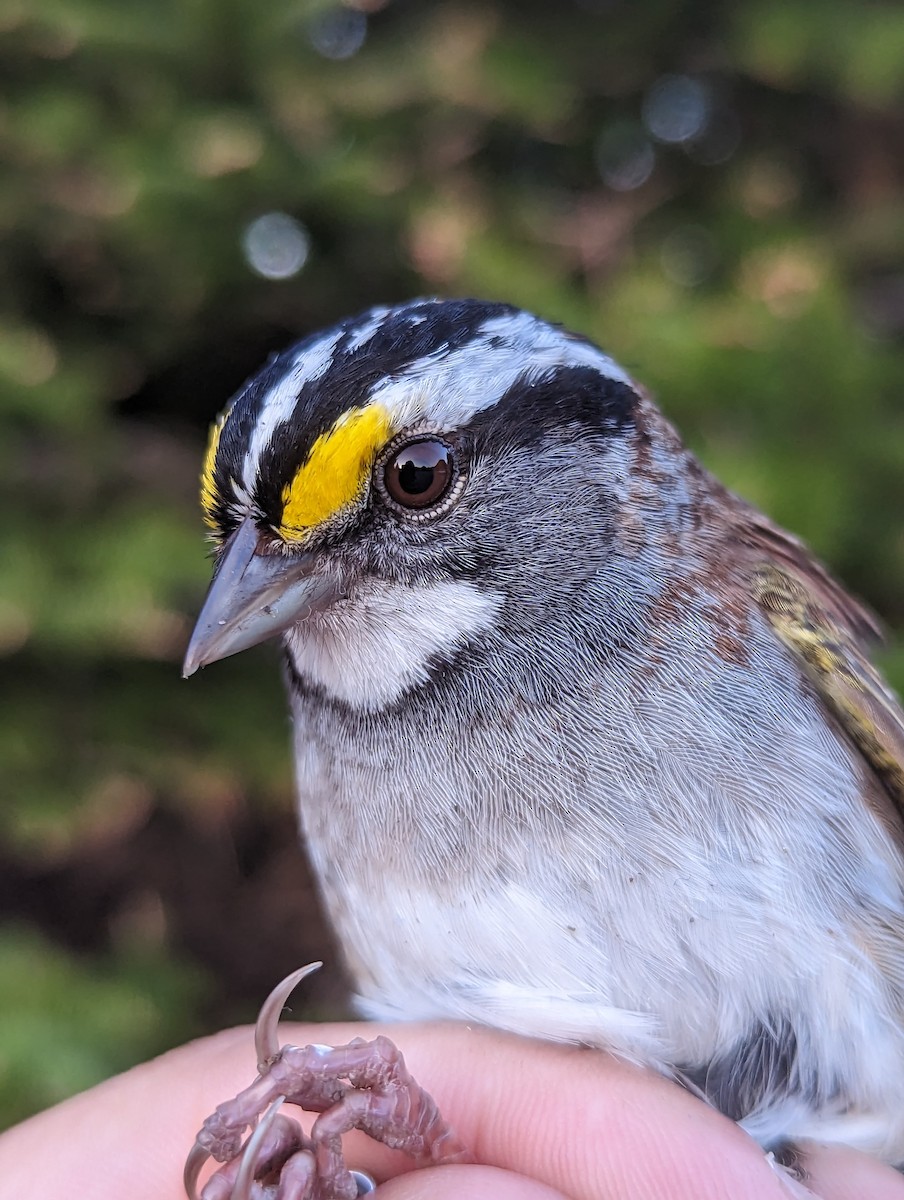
[382, 438, 455, 510]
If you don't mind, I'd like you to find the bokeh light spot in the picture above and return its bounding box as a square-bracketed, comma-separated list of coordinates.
[242, 213, 311, 280]
[643, 74, 709, 144]
[595, 121, 655, 191]
[307, 6, 367, 60]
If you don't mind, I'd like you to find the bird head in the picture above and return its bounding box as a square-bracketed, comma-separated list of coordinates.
[184, 299, 690, 708]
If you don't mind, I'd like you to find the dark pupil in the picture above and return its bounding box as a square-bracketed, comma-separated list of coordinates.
[399, 457, 437, 494]
[388, 440, 451, 507]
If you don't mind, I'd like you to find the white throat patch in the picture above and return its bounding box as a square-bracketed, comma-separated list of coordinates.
[285, 578, 503, 709]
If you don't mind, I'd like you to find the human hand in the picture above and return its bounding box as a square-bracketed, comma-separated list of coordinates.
[0, 1021, 902, 1200]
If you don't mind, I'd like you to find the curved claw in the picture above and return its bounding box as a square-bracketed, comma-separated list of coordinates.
[184, 1142, 211, 1200]
[255, 962, 322, 1069]
[352, 1170, 377, 1195]
[231, 1095, 287, 1200]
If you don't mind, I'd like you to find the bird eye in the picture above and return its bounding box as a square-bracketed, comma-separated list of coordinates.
[383, 439, 454, 509]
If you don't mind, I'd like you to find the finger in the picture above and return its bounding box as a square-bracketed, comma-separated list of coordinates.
[377, 1164, 570, 1199]
[0, 1028, 257, 1200]
[802, 1142, 904, 1200]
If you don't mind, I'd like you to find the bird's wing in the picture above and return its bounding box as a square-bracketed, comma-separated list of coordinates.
[735, 509, 904, 816]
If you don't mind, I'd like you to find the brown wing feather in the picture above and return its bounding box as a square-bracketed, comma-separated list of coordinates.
[736, 507, 882, 644]
[732, 505, 904, 816]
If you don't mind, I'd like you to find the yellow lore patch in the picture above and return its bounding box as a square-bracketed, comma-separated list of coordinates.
[200, 414, 226, 529]
[279, 403, 392, 539]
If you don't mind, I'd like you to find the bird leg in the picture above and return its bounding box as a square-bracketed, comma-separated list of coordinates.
[185, 964, 469, 1200]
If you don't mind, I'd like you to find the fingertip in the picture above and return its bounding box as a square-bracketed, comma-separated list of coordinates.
[802, 1142, 904, 1200]
[376, 1164, 570, 1200]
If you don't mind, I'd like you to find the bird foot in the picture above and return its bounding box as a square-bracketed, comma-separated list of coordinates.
[184, 964, 469, 1200]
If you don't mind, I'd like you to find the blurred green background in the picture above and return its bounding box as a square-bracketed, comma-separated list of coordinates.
[1, 0, 903, 1130]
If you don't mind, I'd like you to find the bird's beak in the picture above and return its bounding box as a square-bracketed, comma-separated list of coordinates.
[182, 516, 340, 677]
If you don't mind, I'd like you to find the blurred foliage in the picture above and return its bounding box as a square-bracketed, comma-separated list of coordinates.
[1, 0, 903, 1129]
[0, 923, 202, 1127]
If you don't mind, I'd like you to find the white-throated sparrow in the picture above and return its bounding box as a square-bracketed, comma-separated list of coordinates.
[184, 299, 904, 1196]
